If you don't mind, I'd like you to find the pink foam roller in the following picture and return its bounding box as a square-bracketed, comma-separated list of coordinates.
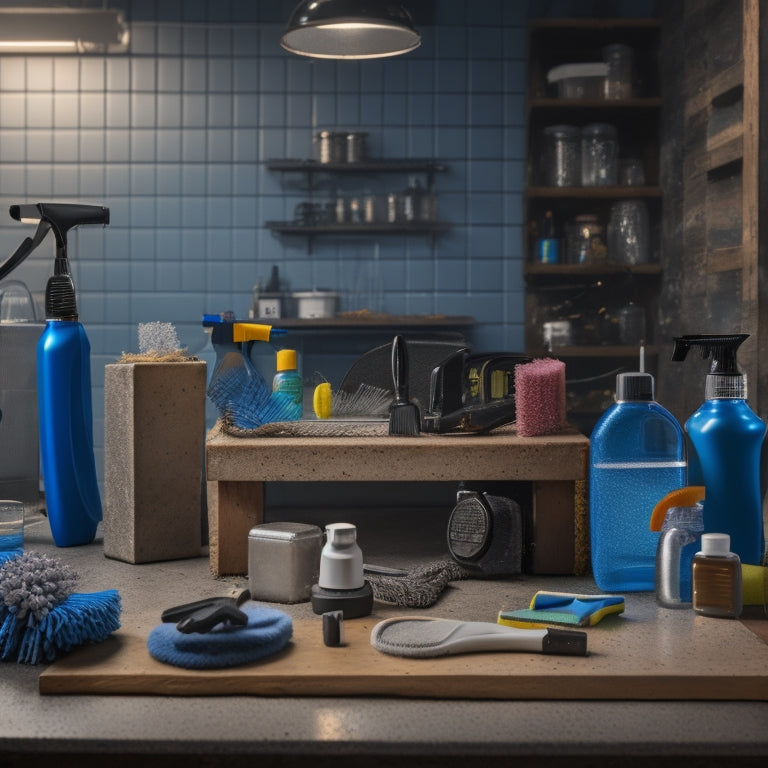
[515, 358, 566, 437]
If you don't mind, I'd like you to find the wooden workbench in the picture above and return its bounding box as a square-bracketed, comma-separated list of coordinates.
[205, 421, 590, 577]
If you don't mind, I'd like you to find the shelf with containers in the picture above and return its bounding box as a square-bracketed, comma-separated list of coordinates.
[265, 151, 450, 253]
[524, 17, 663, 433]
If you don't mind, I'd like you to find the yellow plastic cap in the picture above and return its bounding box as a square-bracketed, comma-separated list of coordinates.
[276, 348, 297, 372]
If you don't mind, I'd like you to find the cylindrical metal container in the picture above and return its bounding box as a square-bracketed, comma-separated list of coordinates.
[346, 132, 368, 162]
[314, 131, 345, 163]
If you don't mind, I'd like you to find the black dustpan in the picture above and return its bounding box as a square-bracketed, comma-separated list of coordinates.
[338, 339, 468, 411]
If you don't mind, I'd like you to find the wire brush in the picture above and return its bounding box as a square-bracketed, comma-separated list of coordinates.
[0, 551, 121, 664]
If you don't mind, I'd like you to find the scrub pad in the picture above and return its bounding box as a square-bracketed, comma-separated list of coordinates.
[498, 591, 625, 628]
[514, 358, 566, 437]
[147, 602, 292, 669]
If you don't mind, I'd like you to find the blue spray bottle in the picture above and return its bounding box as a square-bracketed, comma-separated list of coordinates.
[0, 203, 109, 546]
[671, 334, 766, 565]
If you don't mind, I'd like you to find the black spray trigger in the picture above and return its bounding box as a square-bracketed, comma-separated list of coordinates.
[176, 603, 248, 634]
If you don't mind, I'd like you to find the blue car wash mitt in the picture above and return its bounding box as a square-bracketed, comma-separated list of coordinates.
[0, 551, 121, 664]
[147, 602, 293, 669]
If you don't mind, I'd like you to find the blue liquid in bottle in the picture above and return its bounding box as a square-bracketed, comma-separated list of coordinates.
[272, 348, 303, 421]
[590, 372, 686, 592]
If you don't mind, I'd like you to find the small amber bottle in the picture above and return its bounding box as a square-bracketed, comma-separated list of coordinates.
[692, 533, 743, 618]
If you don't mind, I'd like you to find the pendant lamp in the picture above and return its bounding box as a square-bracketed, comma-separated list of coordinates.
[280, 0, 421, 60]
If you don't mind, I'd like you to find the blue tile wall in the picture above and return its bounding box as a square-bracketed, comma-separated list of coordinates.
[0, 0, 654, 485]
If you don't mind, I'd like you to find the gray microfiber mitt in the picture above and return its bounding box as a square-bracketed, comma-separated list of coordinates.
[0, 552, 122, 664]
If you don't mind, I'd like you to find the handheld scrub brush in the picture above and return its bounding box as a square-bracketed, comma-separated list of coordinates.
[0, 551, 121, 664]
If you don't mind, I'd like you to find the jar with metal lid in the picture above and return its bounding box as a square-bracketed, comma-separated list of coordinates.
[581, 123, 618, 186]
[541, 124, 580, 187]
[565, 214, 607, 264]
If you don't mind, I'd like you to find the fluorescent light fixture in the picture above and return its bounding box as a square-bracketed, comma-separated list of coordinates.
[0, 8, 129, 54]
[281, 0, 420, 60]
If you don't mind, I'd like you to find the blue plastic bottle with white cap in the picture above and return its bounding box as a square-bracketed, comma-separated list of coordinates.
[672, 334, 766, 565]
[589, 372, 687, 591]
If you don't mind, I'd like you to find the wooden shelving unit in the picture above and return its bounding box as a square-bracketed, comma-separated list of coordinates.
[524, 17, 663, 433]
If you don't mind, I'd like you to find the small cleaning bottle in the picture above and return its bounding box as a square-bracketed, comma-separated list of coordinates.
[589, 372, 687, 592]
[671, 334, 767, 564]
[272, 348, 303, 421]
[692, 533, 743, 618]
[0, 203, 109, 547]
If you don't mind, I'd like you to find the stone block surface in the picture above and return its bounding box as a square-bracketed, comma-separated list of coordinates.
[104, 361, 206, 563]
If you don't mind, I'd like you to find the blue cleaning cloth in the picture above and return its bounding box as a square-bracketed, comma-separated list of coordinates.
[147, 603, 293, 669]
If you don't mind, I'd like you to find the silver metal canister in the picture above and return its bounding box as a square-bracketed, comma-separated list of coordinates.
[248, 522, 323, 603]
[314, 131, 345, 163]
[346, 131, 368, 162]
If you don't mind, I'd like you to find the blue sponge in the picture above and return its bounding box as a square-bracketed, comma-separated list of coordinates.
[147, 603, 293, 669]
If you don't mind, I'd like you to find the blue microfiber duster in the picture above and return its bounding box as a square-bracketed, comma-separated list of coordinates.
[0, 551, 122, 664]
[147, 603, 293, 669]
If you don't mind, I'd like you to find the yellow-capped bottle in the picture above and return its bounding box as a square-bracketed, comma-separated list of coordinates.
[272, 349, 302, 421]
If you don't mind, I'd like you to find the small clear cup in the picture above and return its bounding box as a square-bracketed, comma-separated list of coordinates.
[0, 500, 24, 557]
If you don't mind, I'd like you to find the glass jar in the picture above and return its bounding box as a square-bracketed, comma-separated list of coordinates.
[541, 125, 580, 187]
[565, 214, 607, 264]
[603, 44, 634, 99]
[607, 200, 651, 264]
[581, 123, 618, 186]
[617, 301, 647, 344]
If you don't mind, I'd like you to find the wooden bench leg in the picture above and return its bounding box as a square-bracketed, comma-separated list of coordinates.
[207, 480, 265, 577]
[530, 480, 576, 575]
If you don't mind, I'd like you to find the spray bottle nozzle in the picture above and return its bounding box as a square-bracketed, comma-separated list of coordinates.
[672, 333, 749, 399]
[1, 203, 110, 321]
[9, 203, 109, 250]
[671, 334, 748, 373]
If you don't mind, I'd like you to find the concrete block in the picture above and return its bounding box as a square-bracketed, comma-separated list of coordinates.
[104, 361, 206, 563]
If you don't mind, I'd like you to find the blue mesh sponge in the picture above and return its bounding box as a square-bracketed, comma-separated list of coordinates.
[147, 603, 293, 669]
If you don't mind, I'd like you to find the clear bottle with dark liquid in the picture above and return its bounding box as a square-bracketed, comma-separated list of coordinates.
[692, 533, 743, 618]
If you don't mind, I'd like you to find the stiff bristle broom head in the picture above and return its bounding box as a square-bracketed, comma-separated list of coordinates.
[514, 358, 567, 437]
[0, 551, 121, 664]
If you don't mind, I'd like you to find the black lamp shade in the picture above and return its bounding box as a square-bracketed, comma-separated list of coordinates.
[281, 0, 421, 59]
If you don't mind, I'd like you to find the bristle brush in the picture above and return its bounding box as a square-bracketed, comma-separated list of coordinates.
[388, 335, 420, 436]
[313, 381, 393, 419]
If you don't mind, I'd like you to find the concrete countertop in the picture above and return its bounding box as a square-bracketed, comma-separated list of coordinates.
[2, 507, 768, 768]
